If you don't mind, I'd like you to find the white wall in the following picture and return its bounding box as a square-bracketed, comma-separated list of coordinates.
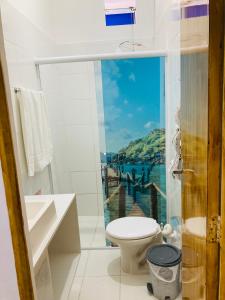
[0, 161, 20, 300]
[0, 1, 54, 195]
[1, 0, 157, 57]
[3, 0, 52, 38]
[49, 0, 155, 46]
[40, 62, 104, 216]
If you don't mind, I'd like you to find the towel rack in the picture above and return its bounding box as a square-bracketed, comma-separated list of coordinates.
[14, 88, 42, 94]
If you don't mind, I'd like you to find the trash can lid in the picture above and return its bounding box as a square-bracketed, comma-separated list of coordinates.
[147, 244, 182, 267]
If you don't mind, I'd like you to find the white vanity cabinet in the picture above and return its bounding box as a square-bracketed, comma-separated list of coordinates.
[25, 194, 81, 300]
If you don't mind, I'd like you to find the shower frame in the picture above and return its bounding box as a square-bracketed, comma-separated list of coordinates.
[35, 46, 207, 251]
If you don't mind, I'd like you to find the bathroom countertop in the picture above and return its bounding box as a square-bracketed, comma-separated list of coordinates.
[24, 194, 76, 268]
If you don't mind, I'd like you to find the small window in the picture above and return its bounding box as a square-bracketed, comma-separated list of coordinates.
[105, 0, 136, 26]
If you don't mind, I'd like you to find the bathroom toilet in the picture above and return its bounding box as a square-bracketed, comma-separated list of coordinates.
[106, 217, 162, 274]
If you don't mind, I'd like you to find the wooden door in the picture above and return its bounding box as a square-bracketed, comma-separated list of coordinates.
[219, 4, 225, 297]
[181, 1, 224, 299]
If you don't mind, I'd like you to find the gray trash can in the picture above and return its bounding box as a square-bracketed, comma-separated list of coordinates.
[147, 244, 182, 300]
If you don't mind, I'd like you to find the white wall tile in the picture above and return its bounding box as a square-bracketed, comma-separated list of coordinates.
[56, 62, 90, 75]
[60, 74, 92, 100]
[41, 61, 103, 217]
[66, 125, 96, 171]
[71, 172, 97, 194]
[76, 194, 99, 216]
[45, 91, 66, 123]
[1, 3, 53, 196]
[97, 194, 104, 216]
[64, 100, 92, 125]
[96, 170, 103, 195]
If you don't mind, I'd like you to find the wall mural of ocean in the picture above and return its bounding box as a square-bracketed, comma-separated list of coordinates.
[99, 57, 166, 233]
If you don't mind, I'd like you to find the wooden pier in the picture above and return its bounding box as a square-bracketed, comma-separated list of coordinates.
[103, 166, 167, 223]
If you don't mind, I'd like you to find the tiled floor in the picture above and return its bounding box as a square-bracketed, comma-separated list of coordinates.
[68, 249, 182, 300]
[78, 216, 106, 248]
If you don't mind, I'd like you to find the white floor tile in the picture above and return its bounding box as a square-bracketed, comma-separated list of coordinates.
[121, 266, 149, 277]
[85, 250, 121, 277]
[120, 275, 156, 300]
[68, 277, 83, 300]
[69, 249, 183, 300]
[75, 251, 89, 277]
[79, 276, 120, 300]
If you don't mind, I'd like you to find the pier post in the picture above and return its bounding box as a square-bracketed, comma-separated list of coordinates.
[104, 167, 109, 198]
[119, 185, 126, 218]
[150, 184, 158, 220]
[127, 174, 131, 195]
[133, 185, 137, 203]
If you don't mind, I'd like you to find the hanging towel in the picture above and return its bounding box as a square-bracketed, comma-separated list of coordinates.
[16, 88, 53, 177]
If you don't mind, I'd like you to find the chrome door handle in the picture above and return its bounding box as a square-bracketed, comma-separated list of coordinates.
[172, 169, 195, 176]
[172, 169, 183, 175]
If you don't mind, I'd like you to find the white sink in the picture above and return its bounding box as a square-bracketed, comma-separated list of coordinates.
[26, 201, 46, 220]
[25, 199, 57, 255]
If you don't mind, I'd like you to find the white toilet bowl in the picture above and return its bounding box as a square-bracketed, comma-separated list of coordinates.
[106, 217, 162, 274]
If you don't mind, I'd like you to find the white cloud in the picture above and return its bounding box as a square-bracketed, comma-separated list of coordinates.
[144, 121, 153, 129]
[137, 106, 143, 112]
[102, 61, 121, 105]
[129, 72, 136, 82]
[144, 121, 160, 130]
[104, 77, 119, 102]
[105, 61, 121, 78]
[106, 105, 122, 123]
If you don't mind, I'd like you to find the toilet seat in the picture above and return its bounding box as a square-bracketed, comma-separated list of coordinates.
[106, 217, 159, 240]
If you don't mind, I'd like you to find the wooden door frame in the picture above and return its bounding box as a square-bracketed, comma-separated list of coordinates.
[219, 2, 225, 298]
[0, 16, 35, 300]
[207, 0, 225, 299]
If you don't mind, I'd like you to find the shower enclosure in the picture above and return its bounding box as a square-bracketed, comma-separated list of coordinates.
[38, 46, 180, 249]
[34, 0, 181, 249]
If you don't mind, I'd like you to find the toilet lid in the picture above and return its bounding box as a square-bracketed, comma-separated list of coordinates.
[106, 217, 159, 240]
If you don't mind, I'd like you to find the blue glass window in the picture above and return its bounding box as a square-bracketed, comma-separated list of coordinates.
[105, 1, 136, 26]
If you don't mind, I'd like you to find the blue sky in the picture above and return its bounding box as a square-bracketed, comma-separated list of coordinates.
[101, 57, 165, 153]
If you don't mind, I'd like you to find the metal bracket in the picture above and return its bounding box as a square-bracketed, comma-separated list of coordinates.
[208, 216, 221, 244]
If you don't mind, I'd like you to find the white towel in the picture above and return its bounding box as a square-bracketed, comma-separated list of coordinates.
[16, 88, 53, 177]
